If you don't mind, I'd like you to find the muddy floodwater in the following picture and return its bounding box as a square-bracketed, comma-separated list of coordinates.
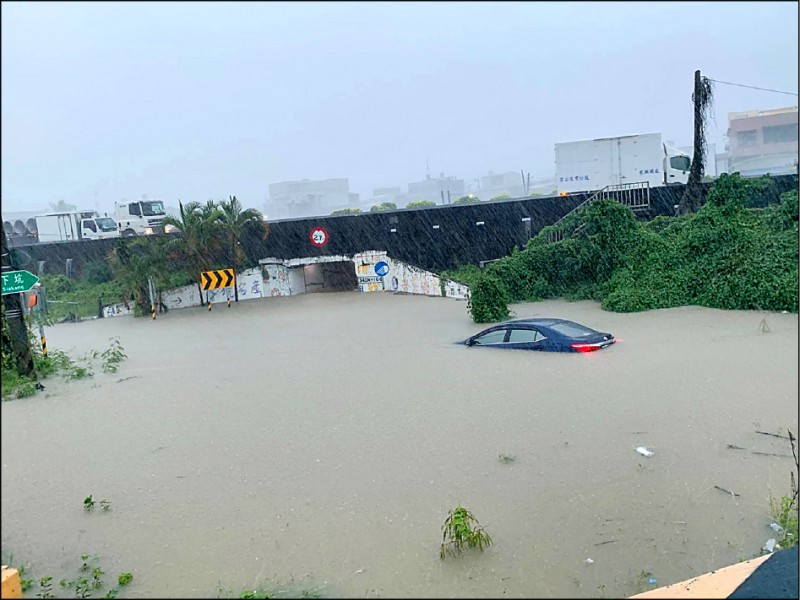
[2, 292, 797, 598]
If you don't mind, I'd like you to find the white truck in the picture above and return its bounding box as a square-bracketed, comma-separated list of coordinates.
[555, 133, 691, 195]
[35, 211, 120, 243]
[114, 199, 167, 236]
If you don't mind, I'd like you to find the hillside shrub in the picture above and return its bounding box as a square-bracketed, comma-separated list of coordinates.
[467, 274, 510, 323]
[83, 260, 113, 284]
[464, 174, 798, 322]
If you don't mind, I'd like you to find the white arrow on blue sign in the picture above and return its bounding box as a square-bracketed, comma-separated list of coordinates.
[374, 261, 389, 277]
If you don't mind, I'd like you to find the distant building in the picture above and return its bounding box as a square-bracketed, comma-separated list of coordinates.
[406, 173, 465, 205]
[726, 106, 799, 177]
[265, 178, 359, 218]
[366, 187, 406, 209]
[478, 171, 527, 199]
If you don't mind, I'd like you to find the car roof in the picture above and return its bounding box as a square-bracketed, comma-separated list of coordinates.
[504, 318, 571, 326]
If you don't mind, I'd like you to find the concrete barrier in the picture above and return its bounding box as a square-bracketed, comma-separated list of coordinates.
[1, 566, 22, 599]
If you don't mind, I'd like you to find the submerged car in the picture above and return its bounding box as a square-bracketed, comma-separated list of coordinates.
[461, 318, 616, 353]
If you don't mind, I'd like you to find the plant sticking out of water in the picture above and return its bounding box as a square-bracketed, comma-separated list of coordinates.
[83, 495, 95, 511]
[498, 453, 516, 464]
[16, 564, 34, 592]
[769, 428, 799, 549]
[101, 337, 127, 374]
[57, 555, 132, 599]
[36, 576, 54, 599]
[100, 499, 112, 511]
[439, 506, 493, 560]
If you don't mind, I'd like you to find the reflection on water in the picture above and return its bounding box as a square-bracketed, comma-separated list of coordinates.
[2, 293, 797, 598]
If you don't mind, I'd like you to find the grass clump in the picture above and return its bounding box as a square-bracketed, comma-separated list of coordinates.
[440, 506, 493, 559]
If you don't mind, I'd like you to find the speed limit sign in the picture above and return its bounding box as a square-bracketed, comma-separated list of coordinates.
[309, 226, 329, 247]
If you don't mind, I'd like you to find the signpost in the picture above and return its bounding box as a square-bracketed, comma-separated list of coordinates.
[1, 270, 39, 296]
[200, 268, 235, 311]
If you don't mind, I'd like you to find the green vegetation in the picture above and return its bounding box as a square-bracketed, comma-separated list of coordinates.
[83, 261, 114, 285]
[452, 195, 480, 205]
[490, 193, 511, 201]
[330, 208, 361, 216]
[100, 337, 127, 373]
[405, 200, 437, 209]
[217, 196, 268, 301]
[440, 506, 493, 560]
[466, 274, 510, 323]
[1, 552, 134, 599]
[461, 175, 798, 322]
[39, 275, 126, 322]
[769, 429, 798, 549]
[370, 202, 397, 212]
[84, 495, 112, 512]
[1, 323, 126, 401]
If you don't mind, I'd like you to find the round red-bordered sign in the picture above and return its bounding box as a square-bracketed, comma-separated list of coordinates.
[309, 226, 329, 247]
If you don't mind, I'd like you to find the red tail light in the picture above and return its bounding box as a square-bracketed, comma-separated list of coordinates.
[571, 343, 601, 353]
[571, 339, 616, 353]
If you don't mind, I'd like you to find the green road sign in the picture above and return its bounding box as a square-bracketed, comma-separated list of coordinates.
[1, 269, 40, 295]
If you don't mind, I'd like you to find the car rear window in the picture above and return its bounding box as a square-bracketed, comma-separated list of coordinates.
[549, 322, 598, 338]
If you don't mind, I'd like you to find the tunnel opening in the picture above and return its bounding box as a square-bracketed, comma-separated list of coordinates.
[303, 261, 358, 293]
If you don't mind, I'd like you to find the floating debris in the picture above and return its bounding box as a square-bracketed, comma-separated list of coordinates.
[714, 485, 740, 497]
[636, 447, 655, 457]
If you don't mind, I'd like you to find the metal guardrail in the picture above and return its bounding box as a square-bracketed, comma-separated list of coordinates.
[598, 181, 651, 210]
[546, 181, 651, 243]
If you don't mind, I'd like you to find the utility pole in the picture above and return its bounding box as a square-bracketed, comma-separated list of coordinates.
[1, 228, 35, 377]
[679, 69, 709, 214]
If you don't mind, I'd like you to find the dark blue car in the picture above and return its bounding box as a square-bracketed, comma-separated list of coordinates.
[461, 318, 616, 353]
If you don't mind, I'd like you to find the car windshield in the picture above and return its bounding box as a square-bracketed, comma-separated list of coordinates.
[142, 201, 165, 216]
[95, 218, 116, 231]
[549, 322, 598, 338]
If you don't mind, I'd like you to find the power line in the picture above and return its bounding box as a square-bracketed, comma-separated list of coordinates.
[707, 78, 798, 97]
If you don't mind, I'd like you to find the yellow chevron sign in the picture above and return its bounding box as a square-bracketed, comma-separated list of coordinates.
[200, 268, 235, 290]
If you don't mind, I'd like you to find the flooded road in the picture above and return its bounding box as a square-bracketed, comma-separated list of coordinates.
[2, 292, 797, 598]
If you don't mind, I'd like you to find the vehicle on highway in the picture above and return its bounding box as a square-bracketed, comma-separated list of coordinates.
[460, 318, 616, 353]
[35, 211, 120, 242]
[115, 199, 167, 236]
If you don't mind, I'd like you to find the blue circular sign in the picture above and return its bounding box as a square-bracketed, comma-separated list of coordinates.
[374, 261, 389, 277]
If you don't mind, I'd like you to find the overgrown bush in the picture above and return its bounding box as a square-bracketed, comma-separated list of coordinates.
[467, 274, 510, 323]
[464, 174, 798, 322]
[83, 260, 114, 284]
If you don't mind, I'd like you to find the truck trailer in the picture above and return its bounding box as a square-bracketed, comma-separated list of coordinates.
[35, 211, 120, 243]
[555, 133, 691, 195]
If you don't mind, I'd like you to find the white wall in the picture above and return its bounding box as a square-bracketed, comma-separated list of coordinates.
[352, 251, 469, 300]
[102, 253, 469, 318]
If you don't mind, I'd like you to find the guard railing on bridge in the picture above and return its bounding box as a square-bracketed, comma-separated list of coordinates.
[546, 181, 651, 243]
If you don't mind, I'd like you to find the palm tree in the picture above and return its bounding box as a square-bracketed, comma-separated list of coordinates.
[162, 200, 224, 305]
[108, 237, 169, 313]
[218, 195, 267, 301]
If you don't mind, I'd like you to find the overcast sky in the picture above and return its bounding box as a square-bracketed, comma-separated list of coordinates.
[2, 1, 798, 215]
